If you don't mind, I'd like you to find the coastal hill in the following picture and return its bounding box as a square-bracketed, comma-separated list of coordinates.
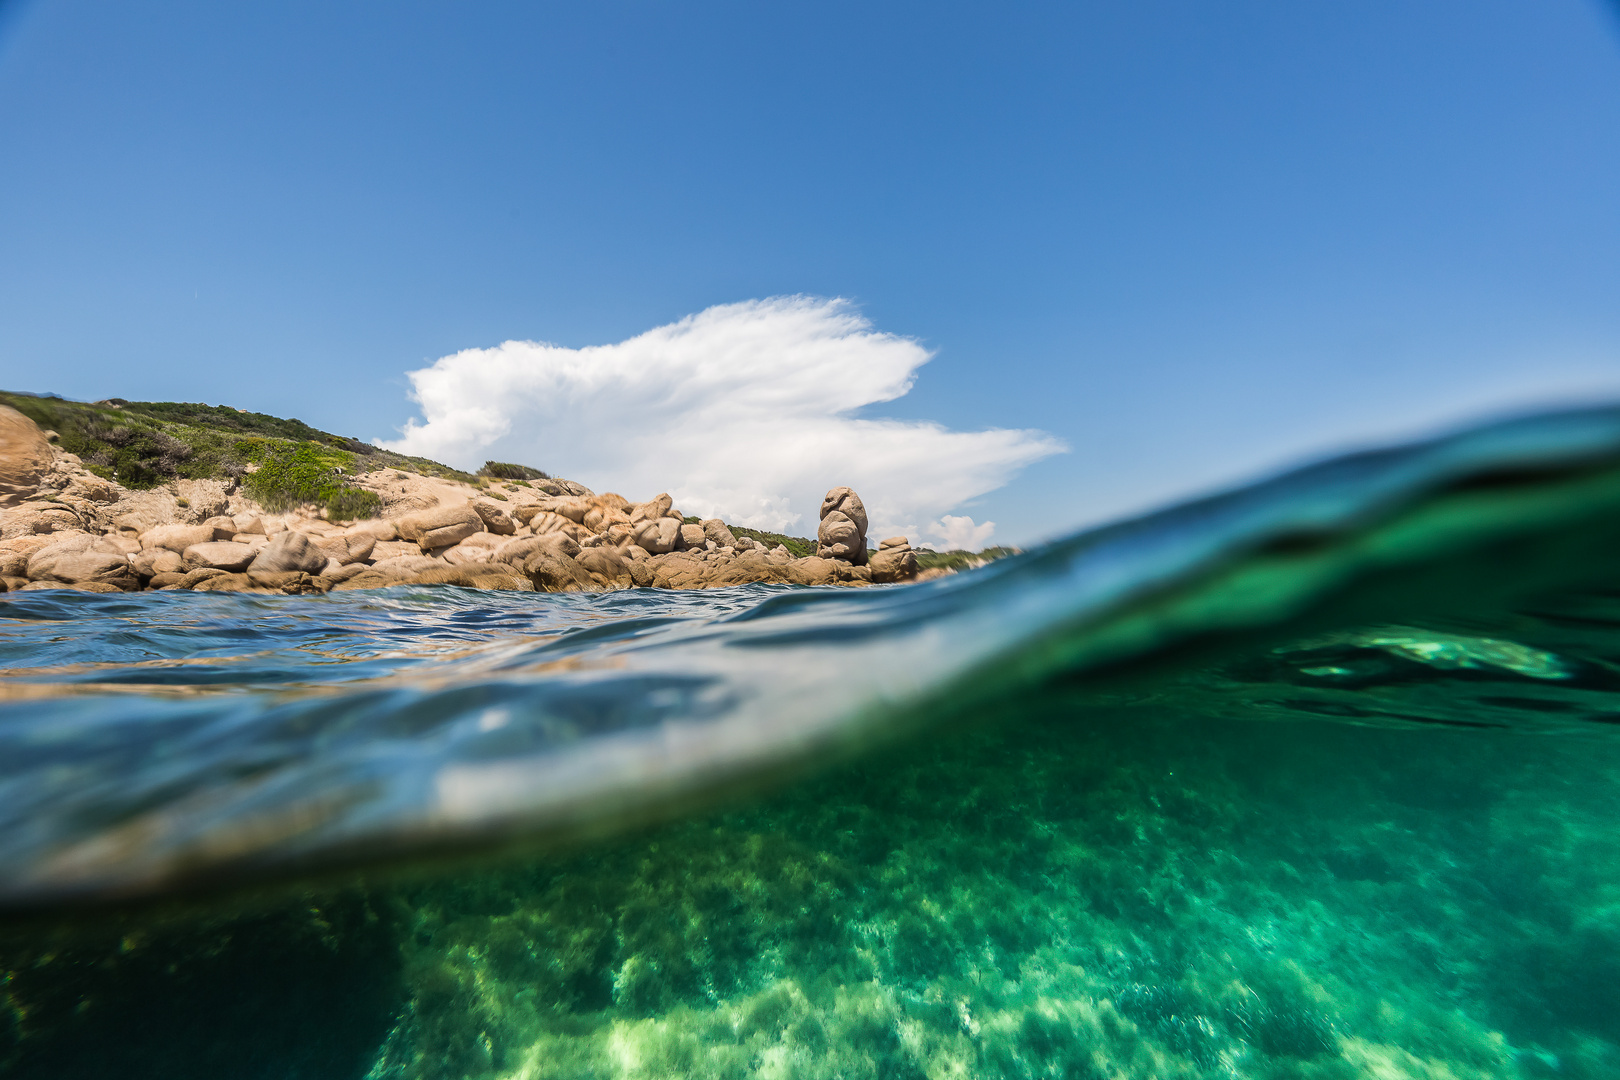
[0, 392, 1003, 595]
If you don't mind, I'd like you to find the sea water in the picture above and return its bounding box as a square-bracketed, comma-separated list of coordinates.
[4, 407, 1620, 1078]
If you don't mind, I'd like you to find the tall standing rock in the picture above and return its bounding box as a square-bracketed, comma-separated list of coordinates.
[0, 405, 53, 507]
[817, 486, 869, 565]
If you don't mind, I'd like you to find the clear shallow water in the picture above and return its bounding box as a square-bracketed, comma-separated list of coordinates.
[7, 407, 1620, 1078]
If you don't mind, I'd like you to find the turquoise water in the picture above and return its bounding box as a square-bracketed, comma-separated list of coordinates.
[6, 407, 1620, 1077]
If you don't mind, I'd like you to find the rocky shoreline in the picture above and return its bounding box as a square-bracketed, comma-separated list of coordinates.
[0, 404, 924, 595]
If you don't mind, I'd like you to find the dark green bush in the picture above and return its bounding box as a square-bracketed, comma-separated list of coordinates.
[480, 461, 550, 481]
[77, 424, 194, 487]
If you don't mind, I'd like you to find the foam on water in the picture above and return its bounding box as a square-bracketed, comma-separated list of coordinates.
[6, 405, 1620, 1077]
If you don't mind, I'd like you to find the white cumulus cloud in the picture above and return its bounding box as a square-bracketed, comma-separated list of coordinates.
[934, 515, 999, 552]
[379, 296, 1064, 546]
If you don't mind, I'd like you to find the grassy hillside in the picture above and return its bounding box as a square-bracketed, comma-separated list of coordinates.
[0, 391, 489, 518]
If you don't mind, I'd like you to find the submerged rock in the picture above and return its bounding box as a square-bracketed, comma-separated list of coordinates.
[27, 543, 138, 590]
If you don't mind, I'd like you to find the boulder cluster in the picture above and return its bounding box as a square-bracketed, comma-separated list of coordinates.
[0, 405, 921, 596]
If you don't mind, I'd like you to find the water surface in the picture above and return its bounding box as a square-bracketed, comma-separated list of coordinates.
[5, 406, 1620, 1078]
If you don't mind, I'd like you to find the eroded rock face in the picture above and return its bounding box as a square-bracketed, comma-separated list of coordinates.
[575, 545, 630, 586]
[182, 542, 259, 573]
[523, 553, 596, 592]
[870, 547, 919, 583]
[410, 564, 533, 591]
[868, 535, 918, 583]
[143, 524, 229, 554]
[470, 498, 517, 536]
[248, 531, 327, 575]
[441, 544, 493, 566]
[816, 512, 864, 563]
[701, 519, 738, 550]
[630, 493, 673, 524]
[130, 548, 184, 578]
[819, 487, 868, 535]
[26, 534, 97, 564]
[0, 407, 54, 506]
[493, 534, 580, 566]
[525, 511, 588, 543]
[631, 517, 682, 555]
[108, 491, 186, 535]
[0, 504, 85, 540]
[522, 497, 590, 525]
[173, 480, 231, 523]
[27, 548, 138, 590]
[347, 519, 397, 541]
[315, 532, 376, 566]
[395, 504, 484, 546]
[368, 555, 442, 578]
[21, 579, 123, 593]
[582, 504, 632, 534]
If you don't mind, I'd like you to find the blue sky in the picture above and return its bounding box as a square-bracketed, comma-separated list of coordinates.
[1, 1, 1618, 544]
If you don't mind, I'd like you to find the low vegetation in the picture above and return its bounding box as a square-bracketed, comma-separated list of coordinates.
[1, 390, 477, 517]
[914, 546, 1018, 572]
[241, 444, 382, 518]
[678, 517, 1019, 567]
[480, 461, 551, 481]
[679, 518, 818, 558]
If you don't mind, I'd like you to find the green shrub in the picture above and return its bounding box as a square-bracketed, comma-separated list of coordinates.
[74, 423, 195, 487]
[675, 516, 817, 557]
[320, 486, 385, 521]
[727, 525, 817, 558]
[914, 546, 1018, 572]
[243, 444, 381, 519]
[232, 438, 272, 462]
[0, 389, 479, 490]
[480, 461, 550, 481]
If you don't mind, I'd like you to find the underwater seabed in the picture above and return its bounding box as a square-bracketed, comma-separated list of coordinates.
[9, 405, 1620, 1077]
[5, 683, 1620, 1079]
[375, 693, 1620, 1080]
